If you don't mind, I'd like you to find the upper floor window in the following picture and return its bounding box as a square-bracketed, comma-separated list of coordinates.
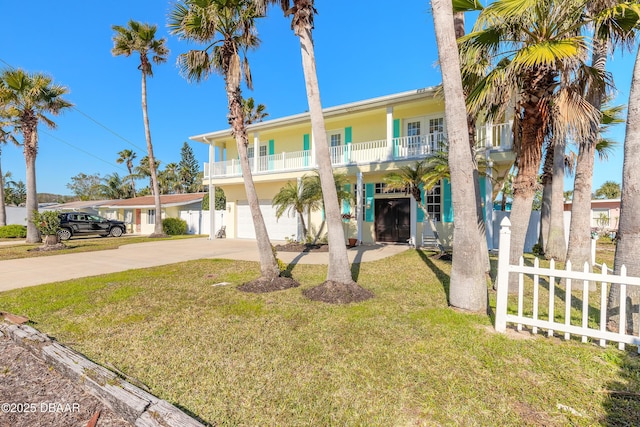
[248, 145, 267, 158]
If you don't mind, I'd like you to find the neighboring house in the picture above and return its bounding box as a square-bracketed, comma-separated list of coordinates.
[191, 88, 515, 246]
[47, 200, 113, 215]
[98, 193, 206, 235]
[564, 199, 621, 235]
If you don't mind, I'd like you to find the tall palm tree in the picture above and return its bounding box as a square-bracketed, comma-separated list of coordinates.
[608, 3, 640, 333]
[169, 0, 284, 284]
[116, 149, 137, 197]
[0, 125, 17, 226]
[462, 0, 600, 288]
[242, 97, 268, 124]
[252, 0, 359, 297]
[420, 0, 489, 311]
[566, 0, 637, 270]
[0, 69, 72, 242]
[112, 20, 168, 236]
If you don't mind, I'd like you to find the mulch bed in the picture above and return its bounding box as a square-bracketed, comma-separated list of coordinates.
[0, 333, 132, 427]
[303, 281, 375, 304]
[274, 243, 329, 252]
[237, 276, 301, 293]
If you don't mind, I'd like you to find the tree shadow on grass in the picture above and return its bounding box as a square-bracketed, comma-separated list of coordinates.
[415, 249, 451, 303]
[602, 351, 640, 426]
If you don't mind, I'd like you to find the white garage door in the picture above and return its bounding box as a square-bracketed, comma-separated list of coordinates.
[236, 200, 298, 240]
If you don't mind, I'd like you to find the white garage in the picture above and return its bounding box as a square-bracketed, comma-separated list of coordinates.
[236, 200, 298, 240]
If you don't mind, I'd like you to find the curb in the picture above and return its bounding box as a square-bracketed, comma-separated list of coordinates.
[0, 321, 205, 427]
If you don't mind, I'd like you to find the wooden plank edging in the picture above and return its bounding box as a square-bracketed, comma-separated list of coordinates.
[0, 321, 205, 427]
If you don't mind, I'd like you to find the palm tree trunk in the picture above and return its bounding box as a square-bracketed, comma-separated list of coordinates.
[566, 41, 607, 271]
[539, 144, 552, 253]
[24, 124, 41, 243]
[608, 45, 640, 334]
[433, 0, 487, 312]
[141, 72, 163, 236]
[298, 28, 353, 284]
[545, 136, 567, 261]
[229, 86, 280, 280]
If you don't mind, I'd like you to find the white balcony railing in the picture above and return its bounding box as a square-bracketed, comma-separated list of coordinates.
[204, 122, 513, 179]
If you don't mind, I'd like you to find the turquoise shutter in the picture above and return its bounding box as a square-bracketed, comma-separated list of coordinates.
[342, 184, 351, 215]
[303, 134, 310, 166]
[479, 176, 486, 220]
[268, 139, 275, 170]
[393, 119, 400, 157]
[365, 183, 375, 222]
[417, 186, 425, 223]
[345, 127, 352, 144]
[443, 179, 453, 223]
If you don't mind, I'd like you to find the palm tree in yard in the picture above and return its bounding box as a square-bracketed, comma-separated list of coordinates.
[383, 160, 446, 253]
[252, 0, 368, 302]
[431, 0, 488, 312]
[462, 0, 601, 289]
[607, 3, 640, 333]
[116, 149, 137, 197]
[566, 0, 638, 271]
[242, 97, 268, 124]
[0, 69, 72, 243]
[112, 20, 168, 237]
[169, 0, 297, 289]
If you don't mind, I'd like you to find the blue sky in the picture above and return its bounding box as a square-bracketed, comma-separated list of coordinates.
[1, 1, 636, 196]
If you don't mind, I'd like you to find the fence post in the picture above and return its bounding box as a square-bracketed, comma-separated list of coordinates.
[495, 217, 512, 332]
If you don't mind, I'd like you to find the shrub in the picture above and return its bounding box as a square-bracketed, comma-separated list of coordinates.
[32, 210, 61, 235]
[162, 217, 188, 235]
[0, 224, 27, 238]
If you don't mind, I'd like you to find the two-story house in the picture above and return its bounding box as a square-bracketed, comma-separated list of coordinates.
[191, 87, 515, 247]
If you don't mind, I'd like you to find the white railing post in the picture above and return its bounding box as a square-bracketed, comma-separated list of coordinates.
[495, 217, 512, 332]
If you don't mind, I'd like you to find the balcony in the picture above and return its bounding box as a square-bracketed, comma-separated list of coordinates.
[204, 122, 512, 179]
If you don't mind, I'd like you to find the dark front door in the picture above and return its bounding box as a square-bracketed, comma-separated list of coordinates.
[375, 198, 411, 243]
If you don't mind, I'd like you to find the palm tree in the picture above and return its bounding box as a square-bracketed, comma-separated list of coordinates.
[158, 162, 181, 194]
[272, 181, 314, 240]
[242, 97, 268, 124]
[566, 0, 637, 271]
[116, 149, 137, 197]
[610, 43, 640, 334]
[383, 160, 446, 253]
[0, 125, 17, 226]
[100, 173, 132, 199]
[112, 20, 168, 237]
[253, 0, 359, 296]
[0, 69, 72, 242]
[462, 0, 601, 288]
[134, 155, 161, 192]
[169, 0, 287, 285]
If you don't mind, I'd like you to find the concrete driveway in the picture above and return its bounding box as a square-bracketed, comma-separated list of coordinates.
[0, 238, 409, 292]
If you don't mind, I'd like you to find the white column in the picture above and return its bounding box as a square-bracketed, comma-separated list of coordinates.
[386, 107, 394, 161]
[208, 141, 216, 240]
[495, 217, 512, 332]
[485, 158, 494, 250]
[253, 133, 259, 172]
[410, 196, 417, 247]
[356, 171, 363, 244]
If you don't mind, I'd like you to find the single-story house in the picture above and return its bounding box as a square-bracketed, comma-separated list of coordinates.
[564, 199, 621, 234]
[97, 193, 207, 235]
[190, 88, 516, 247]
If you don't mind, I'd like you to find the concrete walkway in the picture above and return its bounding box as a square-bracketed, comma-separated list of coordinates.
[0, 238, 409, 292]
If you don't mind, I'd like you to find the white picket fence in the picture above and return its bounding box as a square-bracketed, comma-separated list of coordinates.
[495, 217, 640, 352]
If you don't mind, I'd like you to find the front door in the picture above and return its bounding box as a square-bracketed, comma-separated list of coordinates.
[135, 209, 141, 233]
[374, 198, 411, 243]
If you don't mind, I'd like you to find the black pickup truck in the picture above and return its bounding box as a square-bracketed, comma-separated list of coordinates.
[57, 212, 126, 240]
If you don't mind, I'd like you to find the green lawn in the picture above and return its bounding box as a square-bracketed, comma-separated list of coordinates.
[0, 234, 203, 261]
[0, 247, 637, 426]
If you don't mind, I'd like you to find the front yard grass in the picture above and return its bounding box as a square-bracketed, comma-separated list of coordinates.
[0, 234, 202, 261]
[0, 249, 638, 426]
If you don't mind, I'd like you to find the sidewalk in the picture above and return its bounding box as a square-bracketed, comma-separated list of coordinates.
[0, 238, 409, 292]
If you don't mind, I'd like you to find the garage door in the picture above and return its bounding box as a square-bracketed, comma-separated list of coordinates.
[236, 200, 298, 240]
